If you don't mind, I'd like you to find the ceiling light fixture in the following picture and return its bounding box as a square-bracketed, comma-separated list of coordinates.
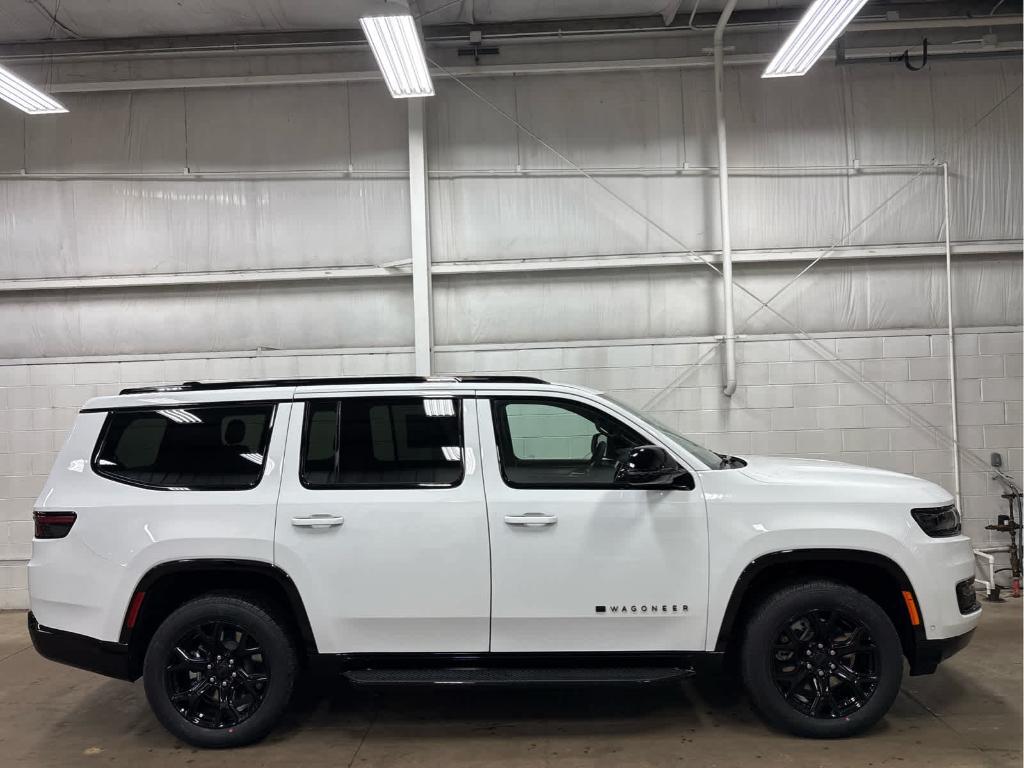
[360, 13, 434, 98]
[762, 0, 870, 78]
[0, 63, 67, 114]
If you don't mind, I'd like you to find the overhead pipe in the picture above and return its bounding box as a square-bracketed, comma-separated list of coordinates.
[1, 14, 1019, 62]
[31, 41, 1020, 93]
[714, 0, 739, 397]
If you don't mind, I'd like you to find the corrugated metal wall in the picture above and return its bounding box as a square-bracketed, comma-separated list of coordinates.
[0, 58, 1020, 356]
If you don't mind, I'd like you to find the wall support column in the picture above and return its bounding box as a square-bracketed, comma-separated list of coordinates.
[408, 98, 433, 376]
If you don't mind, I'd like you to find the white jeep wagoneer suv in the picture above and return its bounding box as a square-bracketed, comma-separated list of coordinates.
[27, 375, 980, 747]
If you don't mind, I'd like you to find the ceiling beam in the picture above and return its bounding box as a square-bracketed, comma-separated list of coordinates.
[0, 2, 1013, 60]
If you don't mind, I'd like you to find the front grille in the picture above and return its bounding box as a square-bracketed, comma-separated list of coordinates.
[956, 577, 981, 614]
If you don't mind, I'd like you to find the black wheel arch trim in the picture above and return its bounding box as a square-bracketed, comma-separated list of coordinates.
[714, 548, 926, 655]
[119, 559, 318, 664]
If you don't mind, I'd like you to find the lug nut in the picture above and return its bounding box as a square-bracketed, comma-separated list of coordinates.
[829, 650, 836, 656]
[207, 664, 212, 670]
[817, 643, 823, 649]
[817, 670, 824, 676]
[209, 676, 215, 683]
[830, 663, 836, 670]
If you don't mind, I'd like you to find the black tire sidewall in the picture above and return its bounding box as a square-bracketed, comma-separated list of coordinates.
[741, 583, 903, 738]
[143, 596, 296, 749]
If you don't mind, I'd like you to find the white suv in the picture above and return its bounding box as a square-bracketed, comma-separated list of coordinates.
[27, 375, 980, 747]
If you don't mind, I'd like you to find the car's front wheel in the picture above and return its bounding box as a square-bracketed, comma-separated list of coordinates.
[740, 580, 903, 738]
[143, 594, 297, 748]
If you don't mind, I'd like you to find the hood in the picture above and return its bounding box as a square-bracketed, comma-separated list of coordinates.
[736, 455, 953, 504]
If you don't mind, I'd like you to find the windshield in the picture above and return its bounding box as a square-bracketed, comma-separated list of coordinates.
[601, 393, 726, 470]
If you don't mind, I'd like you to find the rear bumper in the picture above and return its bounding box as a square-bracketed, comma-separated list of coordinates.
[907, 625, 976, 676]
[28, 612, 137, 682]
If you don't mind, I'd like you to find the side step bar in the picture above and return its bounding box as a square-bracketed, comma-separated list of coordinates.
[343, 667, 693, 687]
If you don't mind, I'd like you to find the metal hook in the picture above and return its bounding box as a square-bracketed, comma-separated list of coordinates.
[891, 38, 929, 71]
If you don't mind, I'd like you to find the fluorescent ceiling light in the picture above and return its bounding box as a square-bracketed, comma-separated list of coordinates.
[360, 14, 434, 98]
[0, 64, 67, 114]
[158, 409, 202, 424]
[423, 398, 455, 417]
[763, 0, 870, 78]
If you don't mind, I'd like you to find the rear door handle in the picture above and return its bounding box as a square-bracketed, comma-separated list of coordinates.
[291, 515, 345, 529]
[504, 514, 558, 527]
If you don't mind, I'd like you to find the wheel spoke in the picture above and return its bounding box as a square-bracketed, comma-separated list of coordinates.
[166, 645, 208, 672]
[783, 667, 812, 699]
[808, 676, 827, 716]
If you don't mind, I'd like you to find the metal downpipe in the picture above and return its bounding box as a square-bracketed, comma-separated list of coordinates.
[715, 0, 739, 396]
[943, 163, 963, 511]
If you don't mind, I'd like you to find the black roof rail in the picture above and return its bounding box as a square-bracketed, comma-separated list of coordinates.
[119, 374, 548, 396]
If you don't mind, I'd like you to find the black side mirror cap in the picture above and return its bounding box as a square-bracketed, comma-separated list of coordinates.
[615, 445, 692, 489]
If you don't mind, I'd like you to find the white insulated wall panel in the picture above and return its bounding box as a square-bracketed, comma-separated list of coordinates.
[0, 178, 410, 279]
[433, 254, 1022, 345]
[429, 175, 717, 263]
[186, 85, 351, 172]
[0, 279, 413, 358]
[25, 91, 185, 173]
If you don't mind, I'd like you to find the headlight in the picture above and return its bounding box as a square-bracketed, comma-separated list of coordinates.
[911, 504, 961, 537]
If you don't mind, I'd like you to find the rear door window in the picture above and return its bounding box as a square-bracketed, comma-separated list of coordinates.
[93, 404, 275, 490]
[300, 397, 463, 488]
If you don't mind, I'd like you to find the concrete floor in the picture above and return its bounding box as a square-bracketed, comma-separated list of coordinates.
[0, 601, 1019, 768]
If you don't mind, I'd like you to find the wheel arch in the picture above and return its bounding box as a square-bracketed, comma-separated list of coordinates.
[119, 559, 317, 677]
[714, 548, 923, 660]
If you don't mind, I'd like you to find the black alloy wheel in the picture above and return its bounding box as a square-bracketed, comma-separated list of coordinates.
[740, 580, 903, 738]
[770, 609, 879, 719]
[165, 621, 270, 729]
[143, 595, 296, 748]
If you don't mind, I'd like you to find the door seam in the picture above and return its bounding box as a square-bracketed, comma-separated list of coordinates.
[473, 393, 495, 653]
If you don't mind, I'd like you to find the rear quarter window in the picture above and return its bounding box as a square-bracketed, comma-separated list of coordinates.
[92, 404, 275, 490]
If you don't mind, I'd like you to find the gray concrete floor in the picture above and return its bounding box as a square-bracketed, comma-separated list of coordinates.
[0, 600, 1019, 768]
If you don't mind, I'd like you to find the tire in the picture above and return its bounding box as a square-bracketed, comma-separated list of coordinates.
[740, 580, 902, 738]
[143, 594, 297, 748]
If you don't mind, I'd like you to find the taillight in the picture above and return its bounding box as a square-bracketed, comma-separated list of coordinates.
[33, 510, 77, 539]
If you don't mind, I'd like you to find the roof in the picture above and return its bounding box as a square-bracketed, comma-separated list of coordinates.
[119, 375, 547, 395]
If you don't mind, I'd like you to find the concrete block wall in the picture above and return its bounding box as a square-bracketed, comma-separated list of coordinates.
[0, 328, 1020, 609]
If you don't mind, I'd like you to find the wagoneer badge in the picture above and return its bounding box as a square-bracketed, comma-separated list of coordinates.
[595, 604, 688, 614]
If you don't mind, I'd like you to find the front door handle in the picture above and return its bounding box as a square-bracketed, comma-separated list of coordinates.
[504, 514, 558, 527]
[291, 515, 345, 529]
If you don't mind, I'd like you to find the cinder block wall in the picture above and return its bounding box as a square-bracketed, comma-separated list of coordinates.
[0, 327, 1020, 609]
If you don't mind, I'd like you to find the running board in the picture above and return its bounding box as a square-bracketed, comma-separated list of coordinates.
[343, 666, 693, 687]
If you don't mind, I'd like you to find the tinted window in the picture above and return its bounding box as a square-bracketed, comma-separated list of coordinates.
[492, 398, 649, 488]
[93, 404, 274, 490]
[301, 397, 463, 488]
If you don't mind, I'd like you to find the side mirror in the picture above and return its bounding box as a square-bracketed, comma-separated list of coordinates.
[614, 445, 693, 489]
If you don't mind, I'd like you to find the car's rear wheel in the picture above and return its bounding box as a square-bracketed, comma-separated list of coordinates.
[143, 594, 296, 748]
[740, 580, 903, 738]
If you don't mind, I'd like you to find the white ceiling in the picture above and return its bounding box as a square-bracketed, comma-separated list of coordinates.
[0, 0, 805, 44]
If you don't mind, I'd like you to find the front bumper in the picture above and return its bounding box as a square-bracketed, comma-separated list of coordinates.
[907, 626, 976, 676]
[28, 612, 137, 682]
